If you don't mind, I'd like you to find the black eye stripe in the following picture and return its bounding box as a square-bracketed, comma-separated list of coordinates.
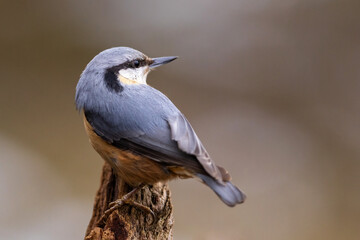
[104, 71, 123, 93]
[126, 59, 145, 69]
[133, 59, 147, 68]
[108, 59, 149, 72]
[107, 58, 150, 74]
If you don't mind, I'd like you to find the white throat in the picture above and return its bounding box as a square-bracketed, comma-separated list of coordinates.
[119, 66, 149, 84]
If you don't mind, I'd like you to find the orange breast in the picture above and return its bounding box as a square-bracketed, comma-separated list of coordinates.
[83, 116, 177, 186]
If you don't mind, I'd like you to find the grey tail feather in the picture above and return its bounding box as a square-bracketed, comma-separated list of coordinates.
[196, 173, 246, 207]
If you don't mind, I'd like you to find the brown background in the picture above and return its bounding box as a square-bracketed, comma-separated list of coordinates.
[0, 1, 359, 239]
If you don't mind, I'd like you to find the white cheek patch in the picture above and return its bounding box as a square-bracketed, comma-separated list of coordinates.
[119, 66, 149, 84]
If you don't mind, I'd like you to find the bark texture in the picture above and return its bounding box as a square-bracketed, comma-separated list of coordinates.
[85, 163, 174, 240]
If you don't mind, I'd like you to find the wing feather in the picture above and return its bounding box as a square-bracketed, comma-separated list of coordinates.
[168, 114, 222, 181]
[83, 84, 222, 181]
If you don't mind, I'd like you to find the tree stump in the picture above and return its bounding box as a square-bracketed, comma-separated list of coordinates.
[85, 163, 174, 240]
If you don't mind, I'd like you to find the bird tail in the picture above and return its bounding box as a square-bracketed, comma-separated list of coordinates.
[196, 173, 246, 207]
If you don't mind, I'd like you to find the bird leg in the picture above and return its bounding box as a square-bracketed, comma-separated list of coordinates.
[98, 184, 156, 225]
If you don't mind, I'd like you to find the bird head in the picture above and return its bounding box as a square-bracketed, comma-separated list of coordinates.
[75, 47, 177, 110]
[85, 47, 177, 85]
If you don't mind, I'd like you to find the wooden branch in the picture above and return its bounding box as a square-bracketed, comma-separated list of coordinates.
[85, 163, 174, 240]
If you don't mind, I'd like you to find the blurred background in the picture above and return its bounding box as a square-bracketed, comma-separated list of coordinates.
[0, 0, 359, 239]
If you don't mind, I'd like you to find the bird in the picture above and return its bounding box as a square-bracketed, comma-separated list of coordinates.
[75, 47, 245, 217]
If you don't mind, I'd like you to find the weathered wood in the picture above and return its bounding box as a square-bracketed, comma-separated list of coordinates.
[85, 163, 174, 240]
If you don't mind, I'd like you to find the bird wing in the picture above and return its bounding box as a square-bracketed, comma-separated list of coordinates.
[167, 113, 222, 181]
[83, 86, 222, 181]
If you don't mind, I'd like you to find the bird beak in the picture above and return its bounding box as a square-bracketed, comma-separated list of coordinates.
[150, 56, 178, 69]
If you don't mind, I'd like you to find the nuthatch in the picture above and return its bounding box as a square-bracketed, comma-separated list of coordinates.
[75, 47, 245, 213]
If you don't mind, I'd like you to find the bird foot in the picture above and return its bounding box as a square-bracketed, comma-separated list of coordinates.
[97, 185, 156, 225]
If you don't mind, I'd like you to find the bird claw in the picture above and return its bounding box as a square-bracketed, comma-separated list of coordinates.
[108, 199, 123, 208]
[98, 199, 156, 225]
[98, 200, 123, 225]
[97, 185, 156, 226]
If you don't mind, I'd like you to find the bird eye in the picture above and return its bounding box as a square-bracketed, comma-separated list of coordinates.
[132, 60, 140, 68]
